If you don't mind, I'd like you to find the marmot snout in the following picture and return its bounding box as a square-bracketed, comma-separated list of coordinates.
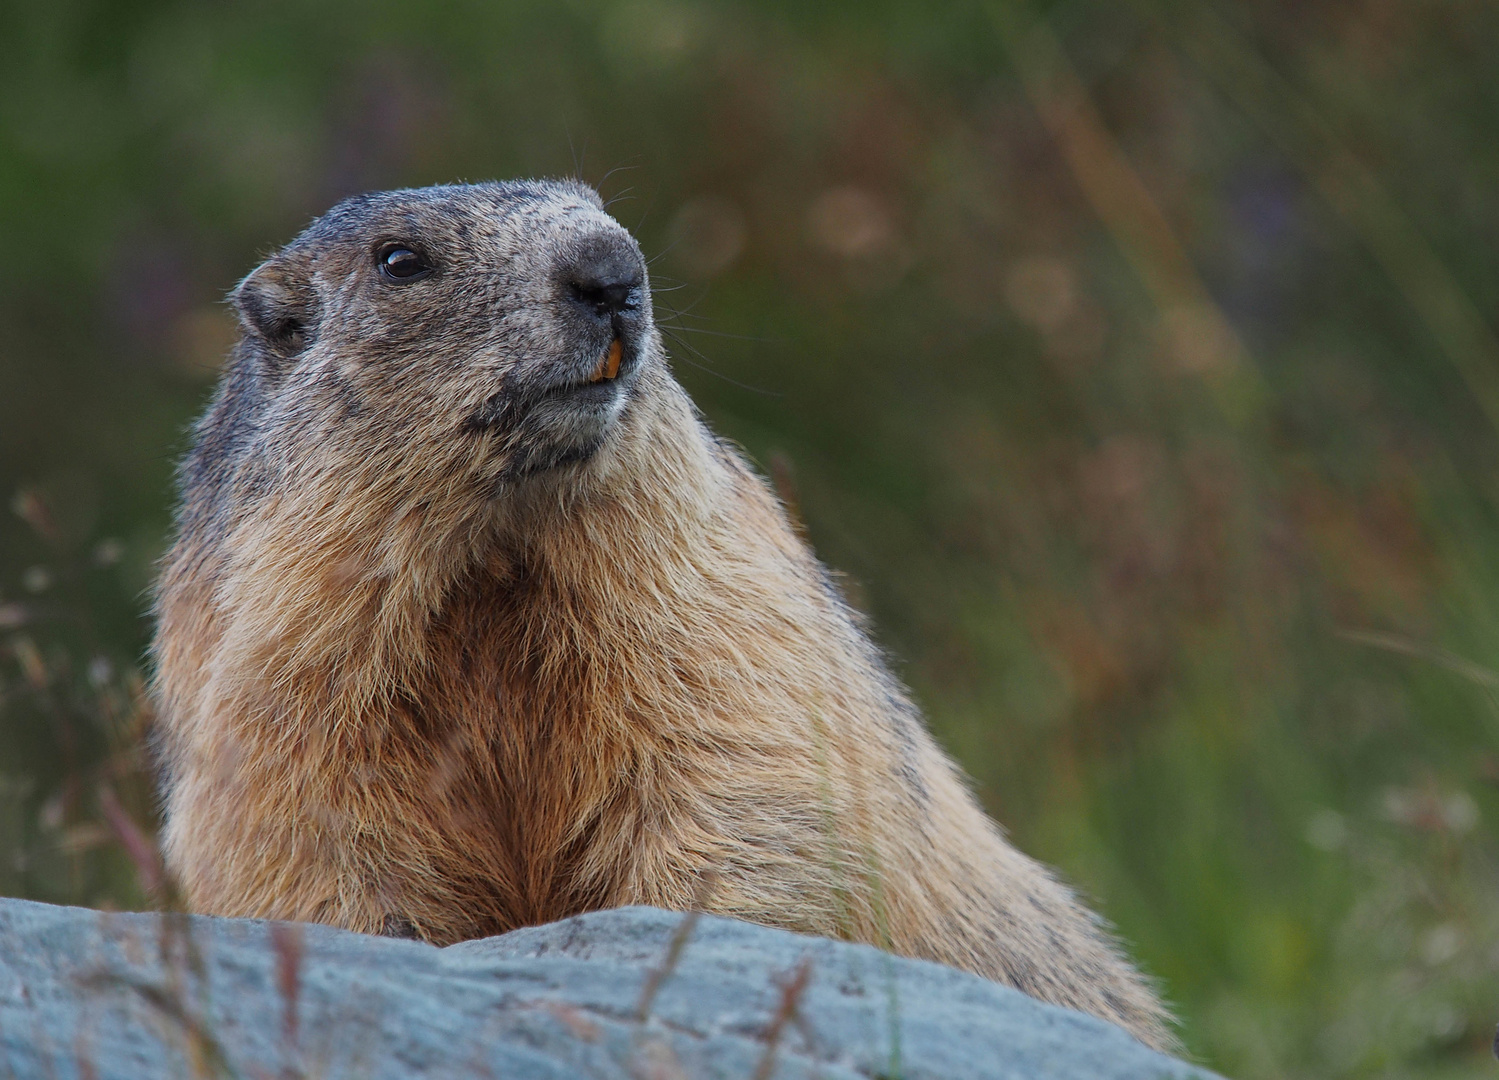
[152, 179, 1175, 1050]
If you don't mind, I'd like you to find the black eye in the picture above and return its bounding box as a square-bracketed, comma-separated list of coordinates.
[378, 244, 433, 282]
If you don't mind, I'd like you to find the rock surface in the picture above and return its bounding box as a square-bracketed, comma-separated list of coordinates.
[0, 898, 1216, 1078]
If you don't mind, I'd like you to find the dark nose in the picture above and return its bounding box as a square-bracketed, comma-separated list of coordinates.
[571, 277, 636, 316]
[561, 234, 645, 324]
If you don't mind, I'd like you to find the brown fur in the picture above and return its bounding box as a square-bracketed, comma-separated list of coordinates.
[152, 181, 1174, 1049]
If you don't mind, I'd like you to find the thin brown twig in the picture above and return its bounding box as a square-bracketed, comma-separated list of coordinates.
[1338, 628, 1499, 689]
[750, 957, 814, 1080]
[633, 870, 721, 1024]
[97, 784, 163, 898]
[82, 973, 243, 1080]
[269, 922, 305, 1072]
[634, 910, 701, 1024]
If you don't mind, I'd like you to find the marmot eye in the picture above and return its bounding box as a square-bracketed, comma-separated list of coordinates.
[378, 244, 433, 282]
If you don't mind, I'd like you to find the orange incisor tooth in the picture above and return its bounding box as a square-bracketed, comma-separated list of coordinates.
[588, 339, 623, 383]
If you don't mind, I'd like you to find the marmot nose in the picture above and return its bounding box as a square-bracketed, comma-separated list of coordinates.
[570, 277, 636, 316]
[561, 235, 645, 324]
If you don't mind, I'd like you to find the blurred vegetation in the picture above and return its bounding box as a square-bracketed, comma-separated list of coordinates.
[2, 0, 1497, 1075]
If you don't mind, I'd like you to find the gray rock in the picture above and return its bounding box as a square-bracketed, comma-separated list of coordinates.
[0, 898, 1217, 1079]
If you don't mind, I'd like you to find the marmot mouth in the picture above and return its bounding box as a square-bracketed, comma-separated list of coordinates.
[552, 334, 633, 402]
[550, 336, 628, 404]
[464, 336, 634, 436]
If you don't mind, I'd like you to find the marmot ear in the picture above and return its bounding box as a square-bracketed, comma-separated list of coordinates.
[232, 255, 319, 367]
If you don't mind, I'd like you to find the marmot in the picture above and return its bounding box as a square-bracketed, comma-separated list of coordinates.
[152, 180, 1173, 1049]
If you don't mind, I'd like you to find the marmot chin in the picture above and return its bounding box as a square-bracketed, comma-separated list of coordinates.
[152, 180, 1173, 1049]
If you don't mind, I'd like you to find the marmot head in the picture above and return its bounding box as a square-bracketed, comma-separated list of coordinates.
[214, 181, 659, 504]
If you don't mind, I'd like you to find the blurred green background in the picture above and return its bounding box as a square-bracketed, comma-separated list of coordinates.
[3, 1, 1497, 1075]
